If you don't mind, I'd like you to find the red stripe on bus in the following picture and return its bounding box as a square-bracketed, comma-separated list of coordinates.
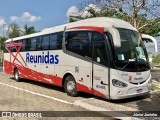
[67, 26, 104, 33]
[4, 60, 63, 87]
[76, 82, 93, 94]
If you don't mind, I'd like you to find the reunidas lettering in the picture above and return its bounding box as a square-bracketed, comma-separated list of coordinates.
[26, 52, 59, 64]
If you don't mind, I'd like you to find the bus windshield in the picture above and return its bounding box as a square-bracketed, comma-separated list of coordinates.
[113, 28, 150, 71]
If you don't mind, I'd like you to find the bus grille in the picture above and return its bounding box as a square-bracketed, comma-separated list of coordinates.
[130, 80, 146, 85]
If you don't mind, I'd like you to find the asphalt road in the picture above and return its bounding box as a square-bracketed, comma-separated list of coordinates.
[151, 69, 160, 81]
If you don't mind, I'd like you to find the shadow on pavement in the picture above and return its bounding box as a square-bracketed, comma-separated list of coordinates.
[93, 89, 160, 111]
[136, 92, 160, 111]
[9, 77, 94, 99]
[94, 93, 150, 104]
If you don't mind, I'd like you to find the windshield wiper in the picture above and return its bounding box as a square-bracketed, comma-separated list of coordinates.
[121, 61, 130, 70]
[121, 59, 136, 70]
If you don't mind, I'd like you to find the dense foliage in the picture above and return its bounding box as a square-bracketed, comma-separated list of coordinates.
[0, 23, 37, 52]
[0, 37, 6, 51]
[7, 23, 37, 38]
[153, 54, 160, 63]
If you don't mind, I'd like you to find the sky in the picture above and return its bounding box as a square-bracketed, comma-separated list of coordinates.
[0, 0, 84, 35]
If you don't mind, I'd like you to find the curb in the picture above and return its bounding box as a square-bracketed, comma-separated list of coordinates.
[74, 100, 141, 120]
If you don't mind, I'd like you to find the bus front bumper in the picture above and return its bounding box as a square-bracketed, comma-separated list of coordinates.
[110, 84, 151, 100]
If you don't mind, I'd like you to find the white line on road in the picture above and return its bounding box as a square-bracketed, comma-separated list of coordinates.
[0, 82, 74, 105]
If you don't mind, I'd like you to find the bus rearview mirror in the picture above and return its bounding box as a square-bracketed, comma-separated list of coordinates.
[106, 28, 121, 47]
[141, 34, 158, 53]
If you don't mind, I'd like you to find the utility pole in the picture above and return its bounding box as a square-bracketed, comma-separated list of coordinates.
[2, 24, 6, 38]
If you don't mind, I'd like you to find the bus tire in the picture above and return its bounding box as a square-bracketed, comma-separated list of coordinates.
[14, 69, 21, 82]
[64, 75, 78, 97]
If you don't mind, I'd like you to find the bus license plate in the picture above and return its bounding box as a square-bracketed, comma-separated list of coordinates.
[137, 89, 142, 93]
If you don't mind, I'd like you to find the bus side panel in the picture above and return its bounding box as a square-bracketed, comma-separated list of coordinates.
[55, 51, 92, 93]
[4, 50, 108, 98]
[4, 60, 14, 75]
[4, 53, 14, 75]
[4, 52, 63, 86]
[55, 51, 107, 97]
[4, 58, 63, 86]
[55, 50, 109, 97]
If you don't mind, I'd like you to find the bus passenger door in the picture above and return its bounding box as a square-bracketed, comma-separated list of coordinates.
[92, 41, 109, 98]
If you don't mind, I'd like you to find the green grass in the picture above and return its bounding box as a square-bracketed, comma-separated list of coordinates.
[151, 83, 160, 91]
[153, 67, 160, 70]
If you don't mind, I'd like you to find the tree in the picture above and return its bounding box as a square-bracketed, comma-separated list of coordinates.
[69, 0, 160, 36]
[7, 22, 21, 38]
[0, 37, 6, 51]
[7, 23, 37, 38]
[0, 37, 6, 64]
[148, 52, 152, 58]
[153, 54, 160, 63]
[23, 24, 36, 35]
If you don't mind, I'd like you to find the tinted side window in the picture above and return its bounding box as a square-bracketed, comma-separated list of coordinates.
[25, 38, 31, 51]
[30, 38, 36, 51]
[66, 31, 91, 57]
[17, 40, 22, 52]
[93, 41, 108, 66]
[92, 32, 105, 41]
[4, 42, 9, 53]
[42, 35, 49, 50]
[36, 37, 42, 50]
[21, 39, 26, 51]
[11, 41, 18, 52]
[50, 34, 58, 49]
[57, 32, 63, 49]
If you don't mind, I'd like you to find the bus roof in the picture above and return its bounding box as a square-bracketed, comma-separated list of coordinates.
[6, 17, 137, 42]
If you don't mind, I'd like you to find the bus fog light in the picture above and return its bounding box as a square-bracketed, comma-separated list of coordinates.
[112, 79, 128, 88]
[118, 91, 121, 94]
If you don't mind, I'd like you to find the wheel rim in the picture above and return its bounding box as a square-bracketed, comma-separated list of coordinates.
[67, 80, 76, 93]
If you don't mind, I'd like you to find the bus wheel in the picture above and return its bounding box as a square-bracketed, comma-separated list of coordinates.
[14, 69, 21, 82]
[64, 75, 78, 97]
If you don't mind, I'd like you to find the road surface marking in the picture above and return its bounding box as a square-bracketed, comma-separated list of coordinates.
[0, 82, 74, 105]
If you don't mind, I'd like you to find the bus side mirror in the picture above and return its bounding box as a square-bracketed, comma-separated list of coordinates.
[106, 28, 121, 47]
[141, 34, 158, 53]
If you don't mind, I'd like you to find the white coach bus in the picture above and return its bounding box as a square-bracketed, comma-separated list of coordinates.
[4, 17, 152, 100]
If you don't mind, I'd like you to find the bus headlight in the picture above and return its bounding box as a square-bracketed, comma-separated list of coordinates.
[112, 79, 128, 88]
